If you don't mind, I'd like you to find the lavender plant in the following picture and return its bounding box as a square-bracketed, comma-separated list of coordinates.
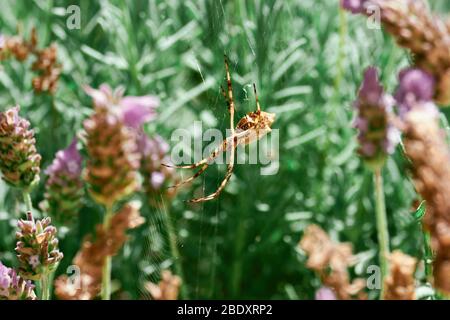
[15, 211, 63, 299]
[42, 139, 84, 226]
[83, 84, 158, 300]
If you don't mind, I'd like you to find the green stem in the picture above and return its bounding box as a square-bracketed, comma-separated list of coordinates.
[423, 231, 433, 280]
[101, 205, 113, 300]
[161, 202, 188, 299]
[40, 272, 50, 300]
[374, 168, 390, 300]
[22, 191, 33, 213]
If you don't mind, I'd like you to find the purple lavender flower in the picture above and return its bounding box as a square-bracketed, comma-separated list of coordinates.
[0, 261, 36, 300]
[315, 287, 337, 300]
[46, 139, 82, 184]
[43, 139, 84, 225]
[354, 67, 399, 168]
[341, 0, 369, 14]
[122, 96, 158, 128]
[0, 262, 12, 296]
[84, 84, 159, 129]
[394, 68, 438, 118]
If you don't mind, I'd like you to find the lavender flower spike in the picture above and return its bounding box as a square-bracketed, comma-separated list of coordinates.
[43, 138, 84, 225]
[354, 67, 399, 168]
[0, 105, 41, 189]
[394, 68, 438, 119]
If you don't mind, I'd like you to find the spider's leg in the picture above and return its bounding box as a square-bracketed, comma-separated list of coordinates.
[168, 164, 209, 189]
[253, 83, 261, 113]
[162, 138, 229, 169]
[224, 54, 236, 135]
[188, 137, 237, 203]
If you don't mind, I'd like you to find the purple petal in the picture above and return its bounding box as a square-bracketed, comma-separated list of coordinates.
[315, 287, 337, 300]
[395, 68, 436, 116]
[45, 138, 82, 181]
[358, 67, 384, 106]
[151, 172, 165, 189]
[341, 0, 368, 14]
[121, 96, 159, 129]
[361, 142, 376, 157]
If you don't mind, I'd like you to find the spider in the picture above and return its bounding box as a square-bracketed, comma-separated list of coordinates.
[164, 55, 276, 203]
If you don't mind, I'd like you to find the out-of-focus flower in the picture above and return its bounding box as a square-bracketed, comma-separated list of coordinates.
[55, 202, 145, 300]
[84, 84, 158, 129]
[83, 106, 140, 207]
[83, 84, 159, 207]
[139, 133, 177, 205]
[15, 212, 63, 281]
[0, 28, 37, 62]
[0, 106, 41, 189]
[353, 67, 399, 168]
[315, 287, 337, 300]
[32, 44, 61, 95]
[122, 96, 159, 128]
[357, 0, 450, 105]
[341, 0, 369, 14]
[395, 68, 438, 118]
[145, 270, 181, 300]
[299, 224, 366, 300]
[41, 139, 84, 226]
[403, 108, 450, 295]
[384, 251, 417, 300]
[0, 261, 36, 300]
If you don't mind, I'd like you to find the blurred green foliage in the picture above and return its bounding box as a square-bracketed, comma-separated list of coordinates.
[1, 0, 449, 299]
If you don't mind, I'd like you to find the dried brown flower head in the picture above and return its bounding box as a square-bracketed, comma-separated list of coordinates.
[32, 44, 61, 94]
[383, 251, 417, 300]
[370, 0, 450, 105]
[299, 224, 366, 300]
[403, 109, 450, 295]
[1, 28, 37, 61]
[83, 106, 141, 208]
[0, 28, 60, 94]
[145, 270, 181, 300]
[54, 202, 145, 300]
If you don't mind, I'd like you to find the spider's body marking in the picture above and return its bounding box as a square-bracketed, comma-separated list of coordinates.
[236, 111, 275, 145]
[166, 55, 276, 203]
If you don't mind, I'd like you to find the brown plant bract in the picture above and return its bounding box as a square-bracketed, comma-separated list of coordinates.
[32, 44, 61, 94]
[54, 203, 145, 300]
[84, 107, 141, 208]
[403, 110, 450, 295]
[145, 270, 181, 300]
[0, 28, 60, 94]
[299, 224, 366, 300]
[372, 0, 450, 105]
[383, 251, 417, 300]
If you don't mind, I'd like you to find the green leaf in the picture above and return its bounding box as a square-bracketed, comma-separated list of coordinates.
[413, 201, 426, 221]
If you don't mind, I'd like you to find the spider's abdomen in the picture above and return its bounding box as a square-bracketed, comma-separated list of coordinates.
[236, 112, 258, 131]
